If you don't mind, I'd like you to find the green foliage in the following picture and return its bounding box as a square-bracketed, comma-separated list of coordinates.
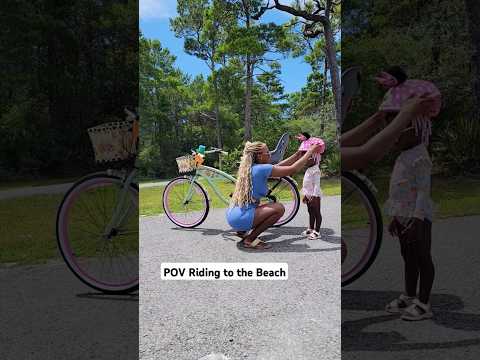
[220, 147, 243, 175]
[343, 0, 477, 174]
[0, 0, 138, 177]
[139, 0, 339, 179]
[433, 117, 480, 175]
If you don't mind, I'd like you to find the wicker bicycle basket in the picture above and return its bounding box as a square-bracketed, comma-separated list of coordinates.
[176, 154, 198, 173]
[87, 120, 136, 163]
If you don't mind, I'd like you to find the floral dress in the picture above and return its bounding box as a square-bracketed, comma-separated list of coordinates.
[384, 144, 434, 227]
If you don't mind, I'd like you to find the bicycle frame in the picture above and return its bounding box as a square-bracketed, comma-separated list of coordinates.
[103, 167, 137, 237]
[181, 165, 236, 206]
[180, 164, 297, 206]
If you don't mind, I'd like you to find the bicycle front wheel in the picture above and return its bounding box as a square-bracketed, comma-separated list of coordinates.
[56, 174, 139, 294]
[162, 177, 209, 228]
[341, 171, 383, 287]
[264, 176, 300, 227]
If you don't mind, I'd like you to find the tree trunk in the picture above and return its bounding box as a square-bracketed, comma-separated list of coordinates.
[465, 0, 480, 119]
[323, 20, 341, 134]
[323, 57, 328, 102]
[211, 61, 223, 148]
[243, 6, 253, 142]
[244, 58, 253, 141]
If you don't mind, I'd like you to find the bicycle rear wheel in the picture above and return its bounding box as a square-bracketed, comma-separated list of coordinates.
[56, 174, 138, 294]
[162, 177, 209, 228]
[264, 176, 300, 227]
[341, 171, 383, 287]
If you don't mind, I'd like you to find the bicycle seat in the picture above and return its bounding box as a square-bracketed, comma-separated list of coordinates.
[269, 133, 289, 165]
[341, 66, 362, 126]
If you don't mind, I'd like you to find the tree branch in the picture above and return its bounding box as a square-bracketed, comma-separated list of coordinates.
[252, 1, 275, 20]
[273, 0, 328, 24]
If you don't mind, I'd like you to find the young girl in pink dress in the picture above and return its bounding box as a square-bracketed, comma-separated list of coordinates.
[377, 66, 441, 321]
[297, 133, 325, 240]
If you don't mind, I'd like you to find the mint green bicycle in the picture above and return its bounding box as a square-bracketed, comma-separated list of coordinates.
[162, 139, 301, 228]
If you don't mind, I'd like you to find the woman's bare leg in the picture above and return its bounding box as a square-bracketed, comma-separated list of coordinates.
[243, 203, 285, 245]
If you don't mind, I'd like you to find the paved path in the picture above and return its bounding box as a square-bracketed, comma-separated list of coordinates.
[0, 261, 138, 360]
[140, 196, 341, 360]
[0, 179, 168, 200]
[139, 180, 170, 189]
[0, 183, 74, 200]
[342, 215, 480, 359]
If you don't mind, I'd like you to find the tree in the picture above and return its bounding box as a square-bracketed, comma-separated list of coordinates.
[254, 0, 341, 130]
[465, 0, 480, 119]
[222, 0, 299, 141]
[171, 0, 235, 148]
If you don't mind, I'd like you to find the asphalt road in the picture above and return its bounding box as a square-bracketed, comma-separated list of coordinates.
[140, 196, 341, 360]
[342, 215, 480, 359]
[0, 261, 138, 360]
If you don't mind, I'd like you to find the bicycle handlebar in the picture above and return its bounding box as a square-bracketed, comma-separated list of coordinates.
[205, 147, 229, 155]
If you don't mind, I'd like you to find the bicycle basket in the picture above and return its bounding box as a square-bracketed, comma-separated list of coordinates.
[176, 155, 197, 173]
[87, 120, 136, 163]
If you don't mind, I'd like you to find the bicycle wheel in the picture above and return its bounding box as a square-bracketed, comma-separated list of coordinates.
[341, 171, 383, 287]
[264, 176, 300, 227]
[56, 174, 138, 294]
[162, 177, 209, 228]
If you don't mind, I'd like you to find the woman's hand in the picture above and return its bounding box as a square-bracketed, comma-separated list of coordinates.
[307, 143, 322, 155]
[400, 94, 438, 116]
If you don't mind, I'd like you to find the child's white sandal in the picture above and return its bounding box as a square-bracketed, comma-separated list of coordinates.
[301, 229, 313, 236]
[385, 294, 415, 314]
[401, 299, 433, 321]
[308, 230, 320, 240]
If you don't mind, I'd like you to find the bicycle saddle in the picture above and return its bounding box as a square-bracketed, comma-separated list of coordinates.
[269, 133, 289, 165]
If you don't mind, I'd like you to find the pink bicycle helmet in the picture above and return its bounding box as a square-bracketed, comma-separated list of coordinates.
[296, 134, 325, 164]
[376, 71, 441, 145]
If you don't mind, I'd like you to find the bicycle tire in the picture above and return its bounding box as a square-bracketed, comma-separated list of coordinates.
[269, 176, 301, 227]
[341, 171, 383, 287]
[162, 177, 210, 228]
[56, 173, 139, 294]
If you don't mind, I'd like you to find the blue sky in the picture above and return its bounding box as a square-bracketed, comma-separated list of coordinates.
[139, 0, 312, 94]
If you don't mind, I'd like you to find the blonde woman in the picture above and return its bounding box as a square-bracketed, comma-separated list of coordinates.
[226, 141, 322, 250]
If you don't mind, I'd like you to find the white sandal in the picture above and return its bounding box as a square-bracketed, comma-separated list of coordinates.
[385, 294, 415, 314]
[401, 299, 433, 321]
[308, 230, 321, 240]
[301, 229, 314, 236]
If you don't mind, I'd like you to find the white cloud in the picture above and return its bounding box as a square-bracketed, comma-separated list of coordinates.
[140, 0, 177, 20]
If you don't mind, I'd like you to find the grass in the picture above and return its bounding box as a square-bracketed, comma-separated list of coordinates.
[342, 175, 480, 230]
[1, 185, 138, 265]
[140, 176, 341, 216]
[2, 175, 477, 264]
[0, 177, 76, 190]
[0, 194, 62, 264]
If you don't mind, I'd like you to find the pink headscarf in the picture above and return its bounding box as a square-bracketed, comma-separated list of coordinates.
[376, 72, 442, 145]
[296, 135, 325, 164]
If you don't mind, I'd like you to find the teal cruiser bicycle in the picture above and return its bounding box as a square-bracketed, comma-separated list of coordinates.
[56, 108, 139, 294]
[162, 134, 301, 228]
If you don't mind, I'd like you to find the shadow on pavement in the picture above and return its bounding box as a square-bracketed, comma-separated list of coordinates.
[342, 289, 480, 352]
[169, 226, 341, 253]
[76, 292, 139, 302]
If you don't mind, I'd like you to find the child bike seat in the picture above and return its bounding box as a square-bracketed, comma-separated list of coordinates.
[269, 133, 289, 165]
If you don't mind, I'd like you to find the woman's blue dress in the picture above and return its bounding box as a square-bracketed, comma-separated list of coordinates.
[226, 164, 273, 231]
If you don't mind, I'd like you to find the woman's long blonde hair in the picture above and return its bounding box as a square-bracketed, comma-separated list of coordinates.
[230, 141, 266, 208]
